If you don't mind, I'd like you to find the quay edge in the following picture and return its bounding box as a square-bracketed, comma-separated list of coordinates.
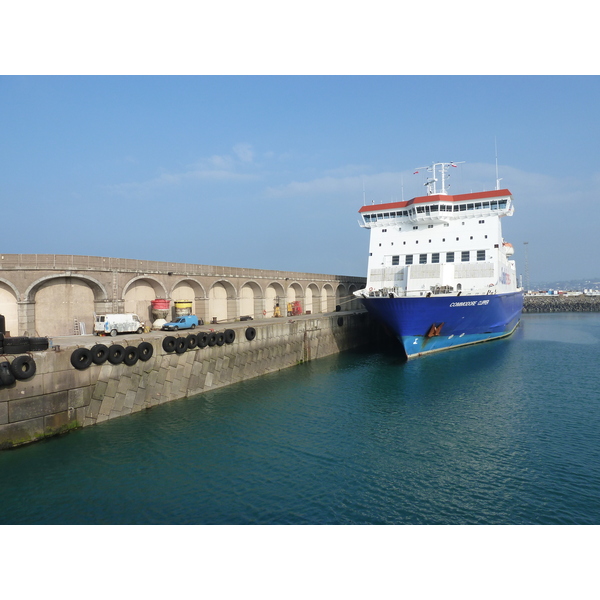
[0, 312, 382, 450]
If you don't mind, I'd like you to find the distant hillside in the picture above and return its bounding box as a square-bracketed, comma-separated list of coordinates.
[529, 278, 600, 292]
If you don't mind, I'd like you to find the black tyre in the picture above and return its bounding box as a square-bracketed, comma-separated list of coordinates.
[337, 317, 344, 326]
[162, 336, 176, 353]
[224, 329, 236, 344]
[215, 332, 225, 346]
[108, 345, 125, 365]
[123, 346, 139, 366]
[186, 334, 198, 350]
[245, 327, 256, 341]
[110, 329, 118, 337]
[197, 332, 209, 348]
[207, 332, 217, 347]
[29, 337, 49, 351]
[91, 344, 109, 365]
[138, 341, 154, 361]
[174, 337, 188, 354]
[71, 348, 93, 370]
[0, 361, 16, 386]
[10, 355, 37, 380]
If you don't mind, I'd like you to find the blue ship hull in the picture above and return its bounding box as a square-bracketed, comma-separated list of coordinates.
[361, 291, 524, 358]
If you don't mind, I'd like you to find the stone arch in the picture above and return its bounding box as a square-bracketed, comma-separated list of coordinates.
[305, 283, 320, 315]
[123, 276, 168, 323]
[336, 284, 348, 310]
[286, 282, 304, 315]
[28, 275, 105, 337]
[348, 283, 360, 310]
[321, 284, 335, 313]
[170, 278, 206, 321]
[265, 282, 285, 318]
[24, 273, 108, 304]
[239, 280, 263, 319]
[0, 279, 20, 335]
[208, 280, 237, 324]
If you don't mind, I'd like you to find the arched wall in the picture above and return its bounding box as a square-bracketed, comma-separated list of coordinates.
[34, 277, 96, 337]
[123, 277, 168, 323]
[0, 280, 19, 335]
[265, 282, 285, 317]
[208, 280, 237, 323]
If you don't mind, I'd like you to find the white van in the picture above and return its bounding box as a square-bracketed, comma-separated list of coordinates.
[94, 314, 145, 337]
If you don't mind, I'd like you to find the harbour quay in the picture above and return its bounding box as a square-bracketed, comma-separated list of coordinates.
[0, 311, 375, 450]
[523, 295, 600, 313]
[0, 250, 379, 450]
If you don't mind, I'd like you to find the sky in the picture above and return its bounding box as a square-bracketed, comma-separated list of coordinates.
[2, 75, 599, 285]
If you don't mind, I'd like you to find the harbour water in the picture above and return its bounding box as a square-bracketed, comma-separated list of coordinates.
[2, 313, 600, 525]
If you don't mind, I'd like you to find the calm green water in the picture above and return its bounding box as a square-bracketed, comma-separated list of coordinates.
[2, 313, 600, 525]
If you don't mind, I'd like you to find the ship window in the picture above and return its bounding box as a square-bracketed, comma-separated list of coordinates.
[403, 210, 408, 216]
[431, 205, 438, 212]
[425, 206, 430, 214]
[428, 225, 433, 229]
[382, 229, 387, 232]
[392, 255, 400, 265]
[390, 212, 395, 217]
[477, 250, 485, 261]
[470, 236, 473, 240]
[491, 202, 498, 209]
[413, 226, 418, 230]
[377, 213, 383, 219]
[405, 255, 414, 265]
[460, 204, 466, 211]
[479, 220, 485, 224]
[417, 206, 425, 213]
[432, 253, 440, 263]
[446, 252, 455, 263]
[499, 200, 507, 209]
[442, 238, 445, 242]
[383, 213, 390, 219]
[461, 251, 470, 262]
[475, 203, 482, 209]
[467, 204, 474, 210]
[483, 202, 490, 208]
[419, 254, 427, 264]
[440, 205, 446, 211]
[453, 205, 459, 212]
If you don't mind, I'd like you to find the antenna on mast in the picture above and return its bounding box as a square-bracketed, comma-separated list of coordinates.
[415, 161, 465, 195]
[495, 137, 502, 190]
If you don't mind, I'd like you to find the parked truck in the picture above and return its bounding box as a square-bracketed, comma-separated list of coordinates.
[161, 315, 202, 331]
[94, 314, 145, 336]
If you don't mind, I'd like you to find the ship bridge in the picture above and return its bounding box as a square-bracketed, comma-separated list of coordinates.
[358, 189, 513, 228]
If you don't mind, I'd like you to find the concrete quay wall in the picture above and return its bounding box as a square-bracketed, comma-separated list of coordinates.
[523, 295, 600, 313]
[0, 312, 373, 450]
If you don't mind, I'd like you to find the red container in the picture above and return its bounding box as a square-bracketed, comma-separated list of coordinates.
[151, 299, 170, 310]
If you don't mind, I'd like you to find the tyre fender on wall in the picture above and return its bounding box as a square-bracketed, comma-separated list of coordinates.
[123, 346, 139, 366]
[10, 355, 37, 380]
[138, 341, 154, 361]
[71, 348, 93, 370]
[245, 327, 256, 341]
[0, 361, 16, 386]
[90, 344, 109, 365]
[162, 336, 176, 353]
[108, 345, 125, 365]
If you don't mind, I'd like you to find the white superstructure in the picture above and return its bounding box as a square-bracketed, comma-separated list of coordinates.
[357, 162, 519, 299]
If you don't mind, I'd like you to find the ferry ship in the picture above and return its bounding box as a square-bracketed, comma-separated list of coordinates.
[354, 162, 524, 358]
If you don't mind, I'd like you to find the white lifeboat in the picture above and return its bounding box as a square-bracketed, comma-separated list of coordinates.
[503, 242, 514, 256]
